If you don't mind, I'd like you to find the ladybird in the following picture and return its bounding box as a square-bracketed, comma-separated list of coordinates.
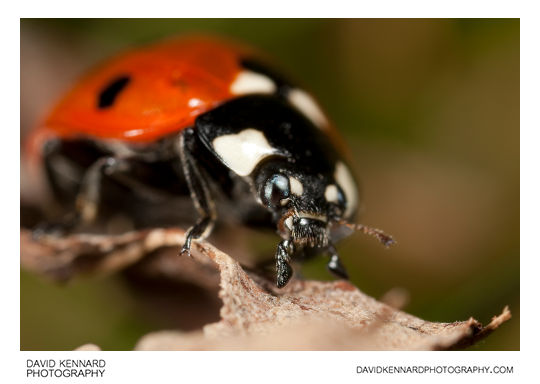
[27, 36, 393, 288]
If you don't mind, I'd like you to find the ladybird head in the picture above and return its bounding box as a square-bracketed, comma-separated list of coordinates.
[254, 159, 357, 247]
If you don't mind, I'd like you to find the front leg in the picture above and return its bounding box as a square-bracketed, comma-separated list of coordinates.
[275, 239, 295, 288]
[326, 243, 349, 280]
[178, 128, 217, 257]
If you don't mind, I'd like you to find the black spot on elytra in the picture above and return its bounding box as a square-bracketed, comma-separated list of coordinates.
[97, 75, 131, 109]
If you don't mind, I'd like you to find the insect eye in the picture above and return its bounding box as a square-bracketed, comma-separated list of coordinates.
[262, 174, 290, 207]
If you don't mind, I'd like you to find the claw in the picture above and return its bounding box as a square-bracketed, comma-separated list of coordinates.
[31, 211, 80, 241]
[179, 241, 193, 258]
[31, 220, 70, 240]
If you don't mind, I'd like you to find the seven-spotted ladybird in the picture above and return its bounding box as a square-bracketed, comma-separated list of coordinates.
[27, 36, 394, 288]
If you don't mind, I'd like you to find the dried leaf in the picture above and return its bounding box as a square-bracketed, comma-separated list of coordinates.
[21, 228, 510, 350]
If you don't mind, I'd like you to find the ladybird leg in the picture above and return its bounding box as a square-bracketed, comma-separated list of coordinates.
[74, 156, 132, 224]
[326, 243, 349, 280]
[33, 156, 132, 238]
[32, 140, 84, 238]
[178, 128, 217, 257]
[275, 239, 295, 288]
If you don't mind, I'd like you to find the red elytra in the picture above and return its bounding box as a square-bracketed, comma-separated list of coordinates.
[25, 36, 351, 167]
[26, 37, 254, 159]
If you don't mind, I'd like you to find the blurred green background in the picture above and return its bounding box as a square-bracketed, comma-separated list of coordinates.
[20, 19, 519, 350]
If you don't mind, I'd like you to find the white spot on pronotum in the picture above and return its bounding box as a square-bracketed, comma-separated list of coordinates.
[289, 176, 304, 196]
[324, 184, 339, 204]
[284, 216, 293, 231]
[288, 88, 328, 128]
[230, 70, 276, 95]
[334, 162, 358, 218]
[212, 128, 277, 176]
